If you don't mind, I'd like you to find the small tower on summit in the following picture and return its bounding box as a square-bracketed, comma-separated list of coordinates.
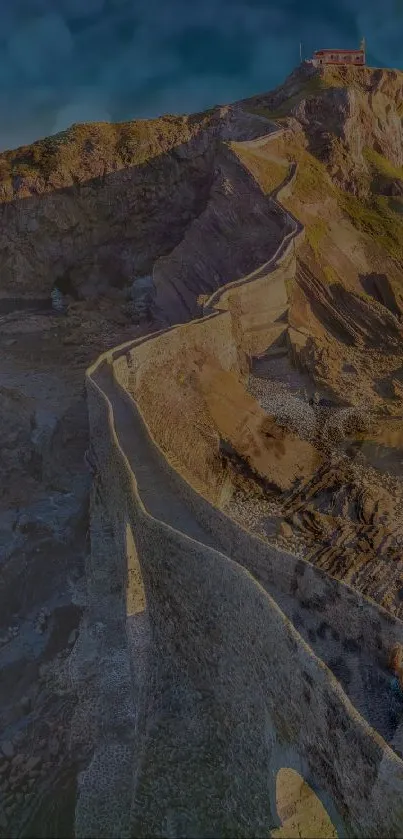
[311, 38, 366, 67]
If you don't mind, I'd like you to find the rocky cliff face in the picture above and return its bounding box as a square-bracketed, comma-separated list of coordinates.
[0, 116, 215, 300]
[242, 65, 403, 196]
[2, 62, 403, 838]
[2, 65, 403, 306]
[236, 65, 403, 411]
[153, 144, 286, 325]
[0, 106, 274, 303]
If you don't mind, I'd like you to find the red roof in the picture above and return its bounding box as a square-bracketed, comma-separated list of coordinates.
[314, 49, 364, 54]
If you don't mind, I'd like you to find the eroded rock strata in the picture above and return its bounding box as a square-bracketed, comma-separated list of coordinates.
[2, 64, 403, 836]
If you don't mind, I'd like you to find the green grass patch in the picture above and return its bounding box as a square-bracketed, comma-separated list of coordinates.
[246, 75, 333, 120]
[306, 218, 328, 257]
[339, 189, 403, 261]
[293, 149, 335, 203]
[323, 264, 339, 285]
[0, 112, 205, 196]
[12, 162, 35, 178]
[3, 136, 63, 181]
[246, 106, 287, 123]
[363, 146, 403, 182]
[230, 144, 288, 194]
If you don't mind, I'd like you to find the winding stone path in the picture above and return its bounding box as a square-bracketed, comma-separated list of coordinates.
[89, 122, 403, 835]
[94, 355, 399, 746]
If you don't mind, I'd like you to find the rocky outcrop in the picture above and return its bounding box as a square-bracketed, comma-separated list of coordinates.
[82, 238, 403, 839]
[4, 61, 403, 839]
[77, 118, 403, 838]
[152, 146, 286, 325]
[0, 107, 277, 304]
[292, 260, 403, 351]
[280, 459, 403, 618]
[241, 64, 403, 196]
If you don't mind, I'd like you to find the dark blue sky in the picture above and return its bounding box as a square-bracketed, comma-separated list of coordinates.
[0, 0, 401, 150]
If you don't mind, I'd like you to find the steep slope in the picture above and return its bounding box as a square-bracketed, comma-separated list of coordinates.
[0, 106, 274, 302]
[3, 61, 403, 838]
[82, 327, 403, 839]
[79, 113, 403, 837]
[241, 64, 403, 182]
[0, 114, 215, 299]
[0, 103, 293, 839]
[235, 67, 403, 414]
[223, 65, 403, 619]
[152, 145, 287, 325]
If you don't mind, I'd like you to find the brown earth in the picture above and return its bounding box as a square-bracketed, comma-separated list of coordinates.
[196, 357, 322, 491]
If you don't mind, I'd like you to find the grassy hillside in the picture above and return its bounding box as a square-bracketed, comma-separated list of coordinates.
[242, 66, 403, 276]
[0, 111, 215, 199]
[340, 192, 403, 262]
[229, 142, 289, 194]
[246, 74, 332, 120]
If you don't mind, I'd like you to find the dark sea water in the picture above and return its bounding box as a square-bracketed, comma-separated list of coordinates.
[0, 0, 399, 151]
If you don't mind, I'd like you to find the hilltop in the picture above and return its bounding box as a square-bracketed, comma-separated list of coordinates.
[242, 63, 403, 192]
[1, 62, 403, 309]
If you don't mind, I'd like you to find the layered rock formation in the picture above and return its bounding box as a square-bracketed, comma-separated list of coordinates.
[79, 84, 403, 835]
[241, 63, 403, 195]
[3, 62, 403, 838]
[81, 157, 403, 834]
